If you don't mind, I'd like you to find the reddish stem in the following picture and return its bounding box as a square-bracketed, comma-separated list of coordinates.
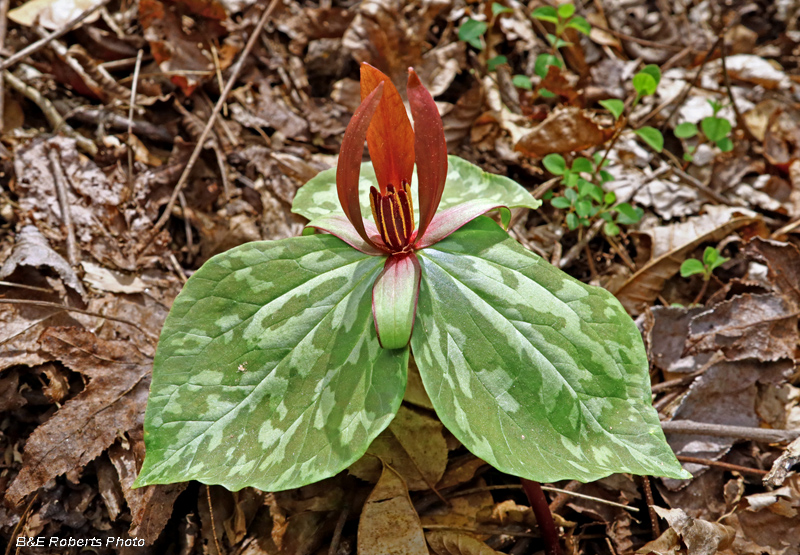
[521, 479, 561, 555]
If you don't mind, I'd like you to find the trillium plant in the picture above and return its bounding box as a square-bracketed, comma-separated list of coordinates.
[135, 64, 688, 497]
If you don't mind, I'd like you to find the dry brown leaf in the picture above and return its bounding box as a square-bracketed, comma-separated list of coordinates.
[765, 437, 800, 487]
[435, 455, 487, 490]
[514, 106, 615, 158]
[636, 527, 682, 555]
[652, 507, 735, 555]
[420, 478, 494, 537]
[612, 207, 760, 315]
[357, 464, 427, 555]
[426, 530, 503, 555]
[745, 238, 800, 308]
[6, 327, 151, 504]
[685, 293, 798, 362]
[349, 405, 448, 490]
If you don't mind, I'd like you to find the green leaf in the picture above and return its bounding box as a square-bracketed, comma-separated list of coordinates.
[492, 2, 513, 15]
[571, 157, 593, 174]
[135, 235, 408, 492]
[639, 64, 661, 87]
[701, 116, 732, 143]
[534, 53, 562, 78]
[413, 217, 690, 482]
[538, 88, 556, 98]
[487, 55, 508, 71]
[634, 127, 664, 152]
[632, 73, 657, 97]
[702, 246, 729, 271]
[459, 19, 488, 50]
[599, 99, 624, 120]
[566, 212, 579, 229]
[603, 191, 616, 204]
[716, 137, 734, 152]
[543, 153, 567, 176]
[614, 203, 643, 225]
[599, 170, 614, 183]
[604, 221, 620, 236]
[566, 15, 591, 35]
[575, 199, 592, 217]
[551, 196, 572, 209]
[564, 188, 578, 202]
[531, 5, 558, 23]
[557, 3, 575, 18]
[512, 74, 533, 90]
[680, 258, 706, 278]
[674, 122, 698, 139]
[293, 156, 540, 224]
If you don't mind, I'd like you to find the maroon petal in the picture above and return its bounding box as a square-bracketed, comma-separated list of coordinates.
[407, 68, 448, 244]
[361, 63, 415, 194]
[336, 83, 385, 249]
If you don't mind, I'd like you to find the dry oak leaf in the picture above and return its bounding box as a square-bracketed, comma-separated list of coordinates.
[358, 464, 427, 555]
[426, 530, 503, 555]
[515, 106, 614, 158]
[6, 327, 151, 505]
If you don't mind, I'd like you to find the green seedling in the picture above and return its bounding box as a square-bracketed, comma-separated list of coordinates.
[529, 3, 590, 96]
[680, 246, 729, 281]
[675, 100, 734, 162]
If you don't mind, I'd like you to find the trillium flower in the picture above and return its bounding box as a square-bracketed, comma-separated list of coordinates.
[311, 63, 521, 349]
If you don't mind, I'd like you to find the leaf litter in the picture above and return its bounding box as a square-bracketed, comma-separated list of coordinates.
[1, 0, 800, 553]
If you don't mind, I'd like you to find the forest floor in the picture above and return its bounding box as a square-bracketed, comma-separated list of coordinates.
[1, 0, 800, 554]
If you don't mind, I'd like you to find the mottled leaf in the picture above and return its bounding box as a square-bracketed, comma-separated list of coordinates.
[136, 235, 408, 492]
[411, 217, 689, 482]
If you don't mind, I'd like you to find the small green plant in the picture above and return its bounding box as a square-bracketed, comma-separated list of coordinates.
[458, 18, 488, 50]
[544, 153, 643, 235]
[680, 246, 729, 280]
[530, 3, 590, 96]
[674, 100, 734, 161]
[630, 64, 664, 152]
[135, 63, 688, 499]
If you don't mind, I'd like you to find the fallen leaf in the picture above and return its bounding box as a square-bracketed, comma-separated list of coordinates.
[8, 0, 102, 29]
[652, 506, 735, 555]
[5, 328, 151, 504]
[426, 530, 503, 555]
[81, 261, 148, 294]
[357, 464, 427, 555]
[0, 225, 85, 296]
[515, 106, 615, 157]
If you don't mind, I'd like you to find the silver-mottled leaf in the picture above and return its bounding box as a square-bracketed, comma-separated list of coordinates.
[136, 235, 408, 492]
[412, 217, 689, 482]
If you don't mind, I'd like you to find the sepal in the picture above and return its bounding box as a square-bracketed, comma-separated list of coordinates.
[372, 252, 421, 349]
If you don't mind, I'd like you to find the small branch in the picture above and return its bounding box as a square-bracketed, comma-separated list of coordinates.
[48, 147, 79, 266]
[3, 68, 97, 155]
[558, 219, 604, 269]
[0, 0, 9, 134]
[127, 49, 144, 186]
[0, 0, 112, 72]
[676, 455, 767, 476]
[640, 476, 660, 539]
[521, 479, 561, 555]
[661, 420, 800, 443]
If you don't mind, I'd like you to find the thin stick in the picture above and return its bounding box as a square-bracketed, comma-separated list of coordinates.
[327, 496, 351, 555]
[206, 485, 222, 555]
[521, 479, 561, 555]
[676, 455, 768, 476]
[144, 0, 281, 248]
[0, 0, 112, 72]
[640, 476, 660, 539]
[450, 483, 639, 513]
[127, 49, 144, 186]
[0, 280, 53, 293]
[0, 298, 157, 342]
[660, 420, 800, 443]
[0, 0, 9, 134]
[48, 147, 79, 266]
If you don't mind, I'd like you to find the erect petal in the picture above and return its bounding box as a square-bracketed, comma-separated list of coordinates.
[337, 83, 384, 249]
[407, 68, 448, 243]
[372, 252, 421, 349]
[306, 214, 387, 256]
[415, 200, 516, 249]
[361, 63, 415, 194]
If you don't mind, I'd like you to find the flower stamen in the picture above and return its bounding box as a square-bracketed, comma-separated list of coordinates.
[370, 181, 415, 252]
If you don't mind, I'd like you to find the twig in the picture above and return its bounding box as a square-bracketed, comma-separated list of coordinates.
[661, 420, 800, 443]
[548, 480, 582, 513]
[669, 164, 732, 205]
[719, 40, 755, 142]
[0, 0, 9, 134]
[327, 495, 351, 555]
[127, 49, 144, 186]
[3, 68, 97, 155]
[143, 0, 281, 250]
[521, 479, 561, 555]
[206, 486, 222, 555]
[640, 477, 660, 539]
[588, 22, 688, 52]
[0, 0, 112, 72]
[450, 484, 639, 513]
[0, 280, 53, 293]
[0, 298, 157, 343]
[48, 147, 79, 266]
[676, 455, 768, 476]
[651, 367, 707, 394]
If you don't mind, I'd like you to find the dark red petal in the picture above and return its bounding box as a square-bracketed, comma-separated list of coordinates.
[407, 68, 448, 243]
[336, 83, 384, 249]
[361, 63, 415, 194]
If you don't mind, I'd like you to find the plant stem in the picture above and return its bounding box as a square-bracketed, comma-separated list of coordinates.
[521, 479, 561, 555]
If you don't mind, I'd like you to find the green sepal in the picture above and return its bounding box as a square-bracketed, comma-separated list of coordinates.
[135, 235, 408, 492]
[372, 253, 421, 350]
[412, 217, 690, 482]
